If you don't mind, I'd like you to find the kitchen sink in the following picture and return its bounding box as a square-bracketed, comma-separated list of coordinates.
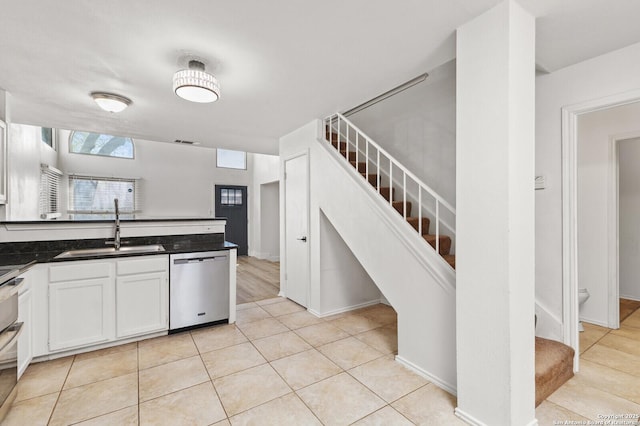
[54, 244, 166, 259]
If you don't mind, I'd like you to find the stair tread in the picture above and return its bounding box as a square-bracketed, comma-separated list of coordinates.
[535, 337, 574, 406]
[443, 254, 455, 269]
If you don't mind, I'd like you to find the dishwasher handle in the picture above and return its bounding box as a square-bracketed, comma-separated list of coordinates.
[173, 256, 227, 265]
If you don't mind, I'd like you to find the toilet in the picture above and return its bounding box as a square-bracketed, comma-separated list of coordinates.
[578, 288, 590, 332]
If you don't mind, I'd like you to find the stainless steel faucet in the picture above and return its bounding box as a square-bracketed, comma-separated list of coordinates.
[106, 198, 121, 250]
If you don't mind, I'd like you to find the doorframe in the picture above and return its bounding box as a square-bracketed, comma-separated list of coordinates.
[281, 150, 310, 304]
[609, 130, 640, 327]
[561, 88, 640, 370]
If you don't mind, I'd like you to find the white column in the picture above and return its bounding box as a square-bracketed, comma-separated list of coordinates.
[455, 1, 536, 425]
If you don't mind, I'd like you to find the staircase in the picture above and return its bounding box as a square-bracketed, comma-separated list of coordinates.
[324, 113, 456, 269]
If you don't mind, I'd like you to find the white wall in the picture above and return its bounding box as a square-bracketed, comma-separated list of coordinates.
[620, 137, 640, 301]
[5, 124, 57, 221]
[536, 41, 640, 335]
[576, 103, 640, 325]
[319, 210, 380, 314]
[348, 60, 456, 208]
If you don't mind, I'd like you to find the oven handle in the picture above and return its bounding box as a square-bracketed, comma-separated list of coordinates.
[0, 322, 23, 359]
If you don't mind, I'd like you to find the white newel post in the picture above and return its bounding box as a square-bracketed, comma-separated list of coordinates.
[455, 1, 536, 425]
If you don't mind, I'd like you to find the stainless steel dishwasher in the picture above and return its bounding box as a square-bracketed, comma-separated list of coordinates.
[169, 251, 229, 332]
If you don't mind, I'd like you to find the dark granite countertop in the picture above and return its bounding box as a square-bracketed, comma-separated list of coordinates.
[0, 234, 237, 277]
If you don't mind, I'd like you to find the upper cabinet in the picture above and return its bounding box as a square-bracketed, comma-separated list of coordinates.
[0, 119, 6, 204]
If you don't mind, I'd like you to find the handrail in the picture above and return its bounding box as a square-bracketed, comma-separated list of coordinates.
[326, 113, 456, 214]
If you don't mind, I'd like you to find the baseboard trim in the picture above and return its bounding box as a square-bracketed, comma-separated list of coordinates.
[307, 299, 382, 318]
[453, 408, 538, 426]
[454, 408, 486, 426]
[579, 316, 608, 328]
[395, 355, 457, 396]
[620, 294, 640, 302]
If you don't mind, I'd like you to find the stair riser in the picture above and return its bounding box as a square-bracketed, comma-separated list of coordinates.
[423, 236, 452, 256]
[340, 150, 357, 162]
[392, 202, 412, 217]
[360, 173, 378, 187]
[349, 161, 367, 174]
[407, 218, 430, 234]
[380, 187, 395, 202]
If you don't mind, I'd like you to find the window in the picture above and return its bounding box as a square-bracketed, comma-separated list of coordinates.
[216, 149, 246, 170]
[68, 175, 141, 220]
[39, 164, 62, 219]
[69, 131, 134, 159]
[41, 127, 56, 149]
[220, 188, 243, 206]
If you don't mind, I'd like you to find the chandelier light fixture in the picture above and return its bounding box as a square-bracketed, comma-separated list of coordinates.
[173, 60, 220, 103]
[91, 92, 132, 113]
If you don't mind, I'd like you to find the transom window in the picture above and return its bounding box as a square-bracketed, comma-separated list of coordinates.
[69, 131, 134, 159]
[216, 149, 246, 170]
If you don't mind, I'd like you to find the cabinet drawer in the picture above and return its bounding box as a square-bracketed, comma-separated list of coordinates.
[117, 255, 168, 276]
[49, 262, 113, 282]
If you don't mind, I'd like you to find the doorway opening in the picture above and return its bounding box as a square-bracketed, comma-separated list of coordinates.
[617, 137, 640, 323]
[564, 91, 640, 370]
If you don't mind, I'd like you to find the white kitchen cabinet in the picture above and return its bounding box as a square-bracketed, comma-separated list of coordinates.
[115, 256, 168, 339]
[17, 272, 32, 379]
[45, 255, 168, 354]
[48, 261, 114, 352]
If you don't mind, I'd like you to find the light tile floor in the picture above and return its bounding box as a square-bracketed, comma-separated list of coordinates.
[5, 299, 640, 425]
[538, 308, 640, 425]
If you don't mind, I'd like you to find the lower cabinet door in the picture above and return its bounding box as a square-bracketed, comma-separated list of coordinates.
[116, 272, 168, 339]
[18, 288, 32, 379]
[49, 278, 112, 351]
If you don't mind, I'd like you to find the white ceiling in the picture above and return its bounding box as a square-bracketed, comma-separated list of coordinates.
[1, 0, 640, 155]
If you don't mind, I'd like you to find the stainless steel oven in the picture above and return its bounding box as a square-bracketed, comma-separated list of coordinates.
[0, 276, 23, 423]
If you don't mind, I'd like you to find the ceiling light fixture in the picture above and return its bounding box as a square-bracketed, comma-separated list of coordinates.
[173, 60, 220, 103]
[91, 92, 132, 113]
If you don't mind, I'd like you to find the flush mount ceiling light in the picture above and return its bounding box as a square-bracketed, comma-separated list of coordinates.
[173, 60, 220, 103]
[91, 92, 132, 113]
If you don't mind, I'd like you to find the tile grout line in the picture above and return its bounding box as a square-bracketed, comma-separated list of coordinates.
[189, 329, 232, 423]
[46, 354, 77, 425]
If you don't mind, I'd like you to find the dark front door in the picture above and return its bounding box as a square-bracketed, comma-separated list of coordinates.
[215, 185, 248, 255]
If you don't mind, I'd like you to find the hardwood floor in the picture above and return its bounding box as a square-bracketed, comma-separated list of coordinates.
[236, 256, 280, 304]
[620, 298, 640, 322]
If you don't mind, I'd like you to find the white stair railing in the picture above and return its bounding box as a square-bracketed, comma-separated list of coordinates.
[325, 112, 456, 256]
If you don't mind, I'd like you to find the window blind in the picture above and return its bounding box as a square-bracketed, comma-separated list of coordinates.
[39, 164, 62, 219]
[67, 174, 142, 216]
